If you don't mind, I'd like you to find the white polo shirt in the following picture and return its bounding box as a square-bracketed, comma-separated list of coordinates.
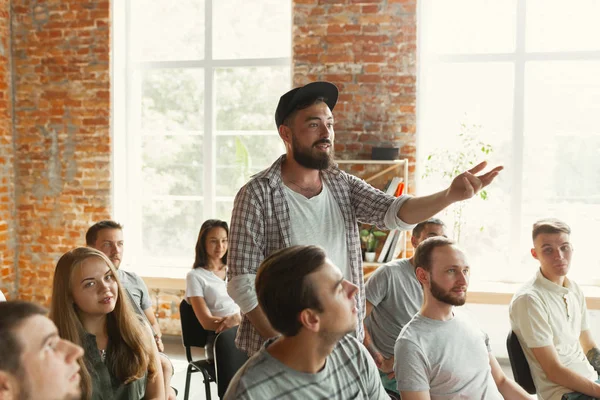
[509, 269, 597, 400]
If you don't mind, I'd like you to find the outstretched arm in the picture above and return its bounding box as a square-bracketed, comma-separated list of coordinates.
[398, 161, 503, 224]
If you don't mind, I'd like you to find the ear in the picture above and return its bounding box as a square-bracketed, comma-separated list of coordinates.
[278, 124, 292, 144]
[298, 309, 320, 333]
[410, 235, 418, 249]
[415, 266, 429, 286]
[531, 248, 538, 260]
[0, 371, 18, 400]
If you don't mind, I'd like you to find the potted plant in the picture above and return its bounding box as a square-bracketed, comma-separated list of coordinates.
[360, 226, 387, 262]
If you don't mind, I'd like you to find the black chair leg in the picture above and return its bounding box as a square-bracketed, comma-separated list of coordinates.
[201, 368, 212, 400]
[184, 364, 193, 400]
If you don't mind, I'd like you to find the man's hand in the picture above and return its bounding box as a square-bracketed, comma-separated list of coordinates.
[216, 313, 242, 334]
[446, 161, 503, 203]
[379, 356, 395, 379]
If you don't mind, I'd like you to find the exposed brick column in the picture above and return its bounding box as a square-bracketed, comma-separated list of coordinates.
[0, 0, 16, 299]
[292, 0, 417, 190]
[12, 0, 111, 303]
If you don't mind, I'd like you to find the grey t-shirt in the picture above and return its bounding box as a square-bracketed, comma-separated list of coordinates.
[395, 311, 502, 400]
[365, 258, 422, 357]
[224, 335, 388, 400]
[117, 269, 152, 314]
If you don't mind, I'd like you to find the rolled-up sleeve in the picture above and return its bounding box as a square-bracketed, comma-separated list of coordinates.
[227, 274, 258, 314]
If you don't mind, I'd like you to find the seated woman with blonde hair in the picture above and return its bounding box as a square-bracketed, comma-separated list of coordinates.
[50, 247, 164, 400]
[186, 219, 241, 360]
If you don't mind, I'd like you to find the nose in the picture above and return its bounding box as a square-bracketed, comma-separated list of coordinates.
[60, 339, 84, 362]
[344, 280, 359, 298]
[457, 270, 469, 286]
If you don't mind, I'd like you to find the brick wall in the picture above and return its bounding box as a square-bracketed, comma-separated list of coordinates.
[8, 0, 111, 304]
[0, 0, 15, 299]
[293, 0, 417, 189]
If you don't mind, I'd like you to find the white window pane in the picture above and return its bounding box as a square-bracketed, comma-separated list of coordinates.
[523, 61, 600, 280]
[130, 0, 205, 61]
[143, 135, 203, 196]
[213, 0, 291, 60]
[421, 0, 516, 55]
[141, 69, 204, 133]
[215, 200, 234, 225]
[526, 0, 600, 52]
[215, 66, 291, 131]
[142, 199, 204, 259]
[418, 62, 515, 282]
[216, 135, 284, 196]
[419, 62, 514, 160]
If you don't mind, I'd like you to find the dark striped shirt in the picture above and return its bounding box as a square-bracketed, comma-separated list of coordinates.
[224, 335, 388, 400]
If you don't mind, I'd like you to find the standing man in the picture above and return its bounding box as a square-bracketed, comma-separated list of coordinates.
[228, 81, 502, 356]
[225, 245, 388, 399]
[510, 219, 600, 400]
[86, 220, 176, 400]
[394, 237, 530, 399]
[0, 301, 84, 400]
[363, 218, 447, 394]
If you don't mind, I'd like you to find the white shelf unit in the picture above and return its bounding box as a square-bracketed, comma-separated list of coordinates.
[336, 159, 409, 264]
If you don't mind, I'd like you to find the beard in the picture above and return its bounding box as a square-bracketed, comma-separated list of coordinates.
[291, 134, 333, 170]
[430, 279, 467, 306]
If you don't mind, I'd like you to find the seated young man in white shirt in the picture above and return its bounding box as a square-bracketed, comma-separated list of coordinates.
[510, 218, 600, 400]
[395, 237, 530, 400]
[225, 245, 388, 400]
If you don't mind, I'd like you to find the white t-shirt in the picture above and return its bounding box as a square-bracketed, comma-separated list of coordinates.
[284, 182, 349, 278]
[0, 291, 5, 301]
[186, 268, 240, 317]
[510, 269, 597, 400]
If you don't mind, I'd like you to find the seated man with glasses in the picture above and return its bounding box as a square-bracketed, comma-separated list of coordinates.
[510, 219, 600, 400]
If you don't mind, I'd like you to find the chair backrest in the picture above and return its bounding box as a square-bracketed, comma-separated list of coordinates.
[179, 300, 212, 357]
[506, 330, 536, 394]
[214, 326, 248, 399]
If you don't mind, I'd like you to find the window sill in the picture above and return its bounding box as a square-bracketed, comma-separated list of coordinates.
[141, 277, 600, 309]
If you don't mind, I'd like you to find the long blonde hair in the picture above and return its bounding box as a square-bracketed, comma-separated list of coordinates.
[49, 247, 158, 400]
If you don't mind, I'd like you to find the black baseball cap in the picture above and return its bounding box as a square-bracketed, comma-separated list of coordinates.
[275, 81, 339, 128]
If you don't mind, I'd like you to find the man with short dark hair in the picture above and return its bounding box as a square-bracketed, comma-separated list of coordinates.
[224, 245, 388, 399]
[364, 218, 447, 394]
[227, 81, 503, 356]
[395, 237, 530, 399]
[510, 219, 600, 400]
[0, 301, 84, 400]
[86, 220, 176, 400]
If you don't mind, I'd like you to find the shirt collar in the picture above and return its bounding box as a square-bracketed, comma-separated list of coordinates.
[535, 268, 572, 295]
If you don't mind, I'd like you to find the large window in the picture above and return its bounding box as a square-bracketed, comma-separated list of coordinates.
[417, 0, 600, 284]
[113, 1, 290, 277]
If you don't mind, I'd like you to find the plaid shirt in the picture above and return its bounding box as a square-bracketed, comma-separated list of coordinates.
[228, 155, 406, 355]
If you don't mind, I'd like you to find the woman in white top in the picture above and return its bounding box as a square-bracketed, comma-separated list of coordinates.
[186, 219, 241, 359]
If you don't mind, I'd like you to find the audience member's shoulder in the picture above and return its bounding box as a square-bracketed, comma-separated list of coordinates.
[396, 313, 422, 341]
[186, 267, 208, 279]
[117, 268, 141, 282]
[369, 258, 411, 280]
[225, 348, 271, 399]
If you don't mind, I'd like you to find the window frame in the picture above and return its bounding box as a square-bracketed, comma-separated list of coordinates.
[415, 0, 600, 285]
[112, 0, 291, 278]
